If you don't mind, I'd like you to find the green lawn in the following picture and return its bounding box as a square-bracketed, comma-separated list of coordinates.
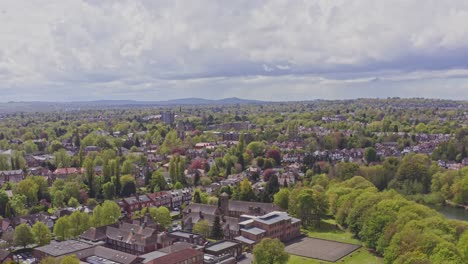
[301, 219, 361, 245]
[288, 219, 383, 264]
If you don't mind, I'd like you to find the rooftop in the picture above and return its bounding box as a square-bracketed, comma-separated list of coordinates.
[205, 241, 240, 253]
[241, 227, 266, 236]
[35, 240, 94, 257]
[234, 236, 256, 245]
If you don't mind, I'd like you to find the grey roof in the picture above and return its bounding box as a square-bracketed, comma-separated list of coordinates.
[75, 246, 141, 264]
[168, 231, 202, 239]
[241, 227, 266, 236]
[205, 241, 240, 253]
[183, 203, 219, 215]
[0, 170, 23, 175]
[80, 226, 107, 242]
[35, 240, 95, 257]
[228, 200, 281, 215]
[255, 211, 299, 225]
[234, 236, 256, 245]
[158, 242, 195, 254]
[140, 250, 168, 263]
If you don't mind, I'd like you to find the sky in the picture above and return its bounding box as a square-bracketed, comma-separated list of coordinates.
[2, 0, 468, 102]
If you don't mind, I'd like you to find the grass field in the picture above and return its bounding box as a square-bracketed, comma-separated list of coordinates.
[287, 219, 383, 264]
[301, 219, 361, 245]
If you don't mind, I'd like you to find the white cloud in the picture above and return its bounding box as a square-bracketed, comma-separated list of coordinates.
[1, 0, 468, 101]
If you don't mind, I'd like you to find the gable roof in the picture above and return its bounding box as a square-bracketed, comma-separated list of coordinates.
[80, 226, 108, 242]
[183, 203, 219, 215]
[228, 200, 281, 215]
[151, 248, 202, 264]
[0, 249, 12, 262]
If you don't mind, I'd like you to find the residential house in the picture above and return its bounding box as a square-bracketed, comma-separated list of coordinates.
[0, 170, 24, 185]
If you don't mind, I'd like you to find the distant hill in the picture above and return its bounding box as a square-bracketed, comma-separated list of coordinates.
[0, 97, 266, 113]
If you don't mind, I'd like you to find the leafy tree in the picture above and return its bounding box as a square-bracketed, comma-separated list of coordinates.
[0, 190, 9, 216]
[10, 194, 28, 216]
[92, 201, 121, 227]
[16, 179, 39, 206]
[32, 221, 51, 246]
[68, 211, 91, 237]
[23, 140, 39, 154]
[211, 215, 223, 240]
[67, 197, 79, 208]
[239, 178, 255, 201]
[391, 154, 432, 194]
[246, 141, 265, 157]
[54, 216, 71, 241]
[14, 224, 35, 248]
[174, 181, 184, 190]
[261, 174, 279, 203]
[53, 190, 66, 208]
[102, 182, 115, 200]
[150, 169, 167, 191]
[84, 157, 95, 198]
[53, 149, 71, 168]
[149, 206, 172, 229]
[335, 162, 359, 180]
[253, 238, 289, 264]
[121, 179, 136, 197]
[40, 257, 56, 264]
[60, 255, 80, 264]
[193, 220, 210, 237]
[273, 188, 290, 210]
[364, 147, 378, 163]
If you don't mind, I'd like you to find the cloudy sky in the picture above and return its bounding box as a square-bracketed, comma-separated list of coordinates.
[2, 0, 468, 102]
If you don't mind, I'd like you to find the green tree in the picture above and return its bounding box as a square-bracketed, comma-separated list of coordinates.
[40, 257, 56, 264]
[54, 216, 71, 241]
[239, 178, 255, 201]
[273, 188, 290, 211]
[67, 197, 80, 208]
[84, 157, 95, 198]
[253, 238, 289, 264]
[16, 179, 39, 206]
[92, 200, 121, 227]
[32, 221, 51, 246]
[211, 215, 223, 240]
[60, 255, 80, 264]
[68, 211, 91, 237]
[364, 147, 378, 163]
[0, 190, 10, 216]
[149, 206, 172, 229]
[14, 223, 35, 248]
[150, 169, 167, 191]
[193, 220, 210, 237]
[52, 190, 65, 208]
[102, 182, 115, 200]
[391, 154, 432, 194]
[10, 194, 27, 216]
[246, 141, 265, 157]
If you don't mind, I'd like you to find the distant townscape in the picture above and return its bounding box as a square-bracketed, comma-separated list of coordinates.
[0, 98, 467, 264]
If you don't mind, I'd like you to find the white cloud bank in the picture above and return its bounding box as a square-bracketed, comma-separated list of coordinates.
[1, 0, 468, 101]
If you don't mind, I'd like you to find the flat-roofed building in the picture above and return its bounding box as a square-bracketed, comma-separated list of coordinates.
[234, 211, 301, 249]
[33, 240, 95, 261]
[204, 240, 242, 262]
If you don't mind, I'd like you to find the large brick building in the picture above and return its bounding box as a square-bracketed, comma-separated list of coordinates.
[182, 193, 284, 240]
[234, 211, 301, 249]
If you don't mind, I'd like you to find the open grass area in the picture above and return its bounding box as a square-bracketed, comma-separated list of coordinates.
[301, 219, 361, 245]
[288, 219, 383, 264]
